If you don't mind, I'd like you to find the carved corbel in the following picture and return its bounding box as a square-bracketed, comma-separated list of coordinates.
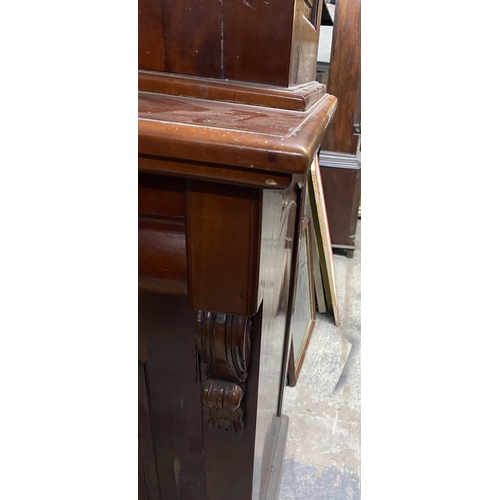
[201, 379, 244, 434]
[196, 311, 252, 435]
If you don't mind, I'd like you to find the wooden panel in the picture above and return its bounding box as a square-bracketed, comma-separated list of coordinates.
[320, 166, 360, 248]
[161, 0, 222, 78]
[138, 173, 186, 218]
[138, 218, 187, 286]
[139, 294, 204, 500]
[222, 0, 295, 86]
[138, 0, 165, 71]
[186, 181, 261, 317]
[138, 71, 326, 112]
[322, 0, 361, 154]
[138, 0, 325, 87]
[196, 185, 300, 499]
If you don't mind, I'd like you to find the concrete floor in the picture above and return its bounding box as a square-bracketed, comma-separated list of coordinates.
[279, 221, 361, 499]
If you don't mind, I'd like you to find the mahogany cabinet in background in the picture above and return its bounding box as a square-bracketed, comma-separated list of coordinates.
[319, 0, 361, 257]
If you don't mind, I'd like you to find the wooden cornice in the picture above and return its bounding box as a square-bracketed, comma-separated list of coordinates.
[139, 71, 327, 111]
[138, 91, 337, 179]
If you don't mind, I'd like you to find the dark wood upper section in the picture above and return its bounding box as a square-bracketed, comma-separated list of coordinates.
[138, 0, 323, 87]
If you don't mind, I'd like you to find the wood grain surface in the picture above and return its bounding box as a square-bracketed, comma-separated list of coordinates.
[138, 218, 187, 288]
[320, 166, 361, 249]
[139, 156, 293, 190]
[186, 181, 261, 317]
[322, 0, 361, 154]
[138, 0, 323, 87]
[138, 92, 338, 175]
[138, 71, 326, 111]
[138, 173, 185, 218]
[138, 0, 165, 71]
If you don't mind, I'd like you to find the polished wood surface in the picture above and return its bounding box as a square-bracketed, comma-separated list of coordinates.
[139, 71, 326, 112]
[320, 166, 361, 251]
[322, 0, 361, 154]
[138, 218, 187, 288]
[138, 173, 188, 294]
[138, 89, 337, 175]
[138, 0, 324, 87]
[139, 0, 222, 77]
[138, 0, 165, 71]
[222, 0, 293, 86]
[138, 173, 185, 218]
[139, 156, 294, 190]
[187, 181, 261, 317]
[140, 92, 308, 135]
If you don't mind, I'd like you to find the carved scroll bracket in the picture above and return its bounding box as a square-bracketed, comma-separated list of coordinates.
[202, 379, 244, 435]
[196, 311, 252, 435]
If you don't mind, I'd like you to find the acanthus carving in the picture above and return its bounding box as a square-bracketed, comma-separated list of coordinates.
[196, 311, 252, 434]
[201, 379, 244, 435]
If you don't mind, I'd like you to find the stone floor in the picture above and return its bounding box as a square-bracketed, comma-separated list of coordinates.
[279, 221, 361, 500]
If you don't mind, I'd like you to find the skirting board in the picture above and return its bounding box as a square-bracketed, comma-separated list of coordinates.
[332, 244, 356, 250]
